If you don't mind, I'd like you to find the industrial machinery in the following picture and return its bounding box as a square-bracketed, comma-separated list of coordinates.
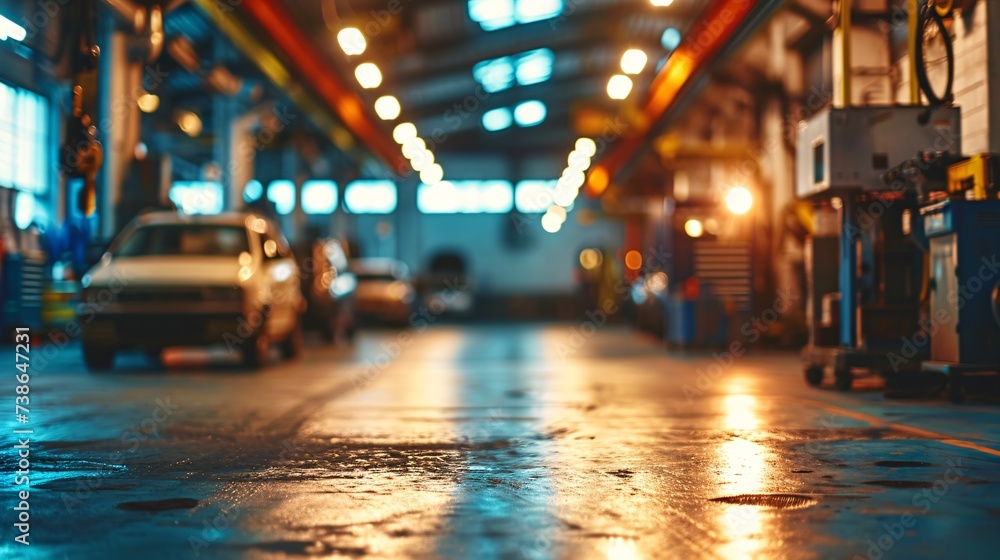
[797, 105, 962, 389]
[0, 187, 46, 335]
[920, 156, 1000, 402]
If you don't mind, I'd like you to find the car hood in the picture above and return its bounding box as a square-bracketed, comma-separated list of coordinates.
[86, 256, 244, 287]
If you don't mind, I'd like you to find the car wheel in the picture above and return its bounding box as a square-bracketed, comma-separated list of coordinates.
[83, 344, 116, 371]
[243, 331, 270, 368]
[323, 317, 338, 345]
[804, 365, 824, 387]
[834, 368, 853, 391]
[280, 320, 304, 360]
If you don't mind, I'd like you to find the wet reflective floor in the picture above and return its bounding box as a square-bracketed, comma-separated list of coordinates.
[4, 325, 1000, 559]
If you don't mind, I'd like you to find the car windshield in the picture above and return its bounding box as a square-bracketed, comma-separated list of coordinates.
[115, 224, 250, 257]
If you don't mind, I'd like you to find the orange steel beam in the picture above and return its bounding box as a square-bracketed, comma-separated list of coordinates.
[586, 0, 762, 198]
[240, 0, 409, 175]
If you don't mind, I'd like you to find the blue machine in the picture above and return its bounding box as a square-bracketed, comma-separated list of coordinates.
[921, 198, 1000, 402]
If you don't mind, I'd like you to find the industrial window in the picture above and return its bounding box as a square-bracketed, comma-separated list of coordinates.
[344, 180, 397, 214]
[0, 82, 50, 194]
[473, 48, 554, 94]
[418, 181, 514, 214]
[267, 180, 297, 215]
[169, 181, 224, 215]
[468, 0, 563, 31]
[515, 180, 558, 213]
[301, 180, 338, 215]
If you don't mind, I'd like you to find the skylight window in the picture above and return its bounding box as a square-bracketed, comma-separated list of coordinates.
[514, 49, 554, 86]
[468, 0, 516, 31]
[483, 108, 513, 132]
[474, 49, 555, 93]
[515, 0, 563, 25]
[468, 0, 563, 31]
[473, 57, 515, 93]
[514, 100, 546, 127]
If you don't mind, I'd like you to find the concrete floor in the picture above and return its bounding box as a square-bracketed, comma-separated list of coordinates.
[3, 324, 1000, 559]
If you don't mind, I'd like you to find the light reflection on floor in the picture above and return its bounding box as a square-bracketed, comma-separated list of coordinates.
[715, 385, 770, 559]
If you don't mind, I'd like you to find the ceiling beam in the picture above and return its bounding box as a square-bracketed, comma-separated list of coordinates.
[587, 0, 788, 197]
[235, 0, 409, 175]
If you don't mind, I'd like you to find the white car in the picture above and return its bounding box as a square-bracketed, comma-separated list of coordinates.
[79, 211, 305, 370]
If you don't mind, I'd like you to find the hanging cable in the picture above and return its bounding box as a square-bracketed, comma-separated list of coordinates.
[914, 0, 954, 106]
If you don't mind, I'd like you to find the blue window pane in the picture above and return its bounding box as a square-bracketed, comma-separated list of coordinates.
[478, 180, 515, 213]
[418, 181, 513, 214]
[345, 180, 398, 214]
[170, 181, 224, 215]
[243, 180, 263, 203]
[267, 180, 297, 215]
[515, 180, 558, 213]
[301, 180, 338, 215]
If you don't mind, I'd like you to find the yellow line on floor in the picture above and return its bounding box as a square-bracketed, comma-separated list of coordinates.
[791, 398, 1000, 458]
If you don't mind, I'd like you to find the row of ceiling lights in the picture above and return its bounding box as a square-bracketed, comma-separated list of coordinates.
[546, 2, 682, 232]
[541, 137, 597, 233]
[338, 27, 448, 185]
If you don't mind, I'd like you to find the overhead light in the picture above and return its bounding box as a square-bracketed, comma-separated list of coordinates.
[651, 0, 675, 6]
[684, 219, 704, 238]
[402, 137, 426, 159]
[553, 182, 577, 207]
[513, 100, 546, 127]
[176, 111, 202, 137]
[393, 122, 417, 144]
[607, 75, 633, 100]
[621, 49, 648, 75]
[579, 248, 602, 270]
[546, 205, 567, 224]
[410, 149, 434, 172]
[355, 63, 382, 89]
[625, 250, 643, 271]
[0, 13, 27, 42]
[338, 28, 366, 56]
[567, 150, 591, 171]
[483, 107, 513, 132]
[575, 138, 597, 158]
[420, 163, 444, 185]
[374, 95, 401, 120]
[137, 92, 160, 113]
[725, 186, 753, 215]
[563, 170, 586, 190]
[661, 27, 682, 50]
[541, 211, 562, 233]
